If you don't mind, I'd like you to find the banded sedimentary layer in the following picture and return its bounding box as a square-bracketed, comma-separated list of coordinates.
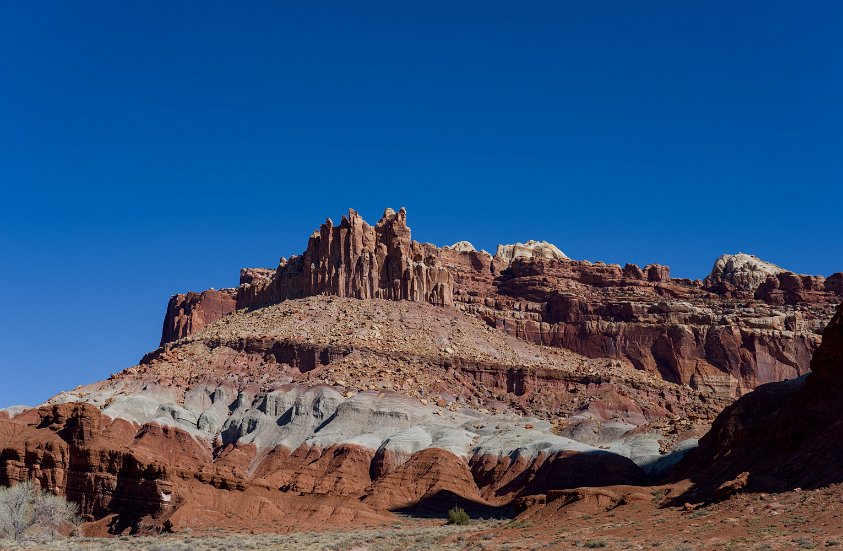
[164, 208, 841, 397]
[2, 296, 695, 533]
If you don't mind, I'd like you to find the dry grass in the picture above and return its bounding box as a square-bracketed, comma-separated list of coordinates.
[0, 520, 507, 551]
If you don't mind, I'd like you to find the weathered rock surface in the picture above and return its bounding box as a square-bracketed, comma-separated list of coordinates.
[454, 257, 837, 396]
[1, 294, 715, 533]
[3, 207, 840, 535]
[161, 209, 840, 400]
[493, 240, 568, 267]
[444, 241, 479, 253]
[704, 253, 786, 292]
[160, 289, 237, 346]
[236, 208, 454, 309]
[674, 301, 843, 498]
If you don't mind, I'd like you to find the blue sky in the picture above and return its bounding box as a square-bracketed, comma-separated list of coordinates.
[1, 2, 841, 406]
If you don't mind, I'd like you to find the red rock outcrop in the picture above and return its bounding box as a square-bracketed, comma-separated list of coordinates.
[469, 449, 647, 504]
[755, 271, 836, 305]
[0, 399, 646, 533]
[159, 209, 839, 400]
[674, 301, 843, 498]
[0, 403, 187, 529]
[364, 448, 484, 510]
[236, 208, 453, 310]
[454, 256, 838, 396]
[0, 404, 399, 534]
[161, 289, 237, 345]
[238, 267, 274, 286]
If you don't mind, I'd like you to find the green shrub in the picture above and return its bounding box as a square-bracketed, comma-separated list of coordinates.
[446, 506, 469, 525]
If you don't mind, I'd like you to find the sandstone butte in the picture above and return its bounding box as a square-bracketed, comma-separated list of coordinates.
[0, 207, 841, 536]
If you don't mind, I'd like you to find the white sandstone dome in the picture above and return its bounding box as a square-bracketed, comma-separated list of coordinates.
[445, 241, 478, 253]
[705, 253, 786, 291]
[494, 240, 569, 267]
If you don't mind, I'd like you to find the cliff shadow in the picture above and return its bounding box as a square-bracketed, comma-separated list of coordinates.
[663, 373, 843, 507]
[390, 490, 514, 520]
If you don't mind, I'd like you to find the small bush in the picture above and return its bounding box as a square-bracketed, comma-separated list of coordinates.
[0, 481, 79, 541]
[689, 508, 711, 519]
[446, 506, 470, 525]
[583, 540, 607, 548]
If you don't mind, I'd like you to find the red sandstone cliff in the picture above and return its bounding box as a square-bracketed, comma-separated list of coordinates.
[236, 208, 453, 309]
[160, 289, 237, 346]
[4, 207, 838, 535]
[3, 293, 686, 534]
[674, 301, 843, 498]
[160, 208, 841, 397]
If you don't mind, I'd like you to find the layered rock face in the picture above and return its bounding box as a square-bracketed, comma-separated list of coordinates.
[453, 256, 838, 396]
[4, 207, 838, 534]
[160, 289, 237, 345]
[236, 208, 453, 309]
[163, 208, 840, 398]
[675, 302, 843, 497]
[2, 296, 698, 533]
[0, 392, 644, 533]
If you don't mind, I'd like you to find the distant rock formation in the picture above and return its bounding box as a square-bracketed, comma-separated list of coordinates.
[458, 256, 837, 395]
[675, 301, 843, 496]
[160, 289, 236, 346]
[703, 253, 840, 305]
[237, 208, 454, 309]
[755, 271, 830, 305]
[238, 267, 274, 286]
[159, 208, 841, 398]
[704, 253, 785, 293]
[444, 241, 479, 253]
[494, 240, 569, 268]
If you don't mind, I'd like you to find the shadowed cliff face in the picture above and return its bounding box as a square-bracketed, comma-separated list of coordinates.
[161, 208, 841, 397]
[674, 301, 843, 500]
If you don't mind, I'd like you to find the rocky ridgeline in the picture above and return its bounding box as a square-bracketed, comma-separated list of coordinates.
[162, 208, 842, 397]
[237, 208, 453, 310]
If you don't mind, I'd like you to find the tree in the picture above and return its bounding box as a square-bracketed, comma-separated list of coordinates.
[0, 481, 79, 541]
[34, 490, 80, 537]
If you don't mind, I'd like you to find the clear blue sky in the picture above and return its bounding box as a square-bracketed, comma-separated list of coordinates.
[1, 2, 841, 407]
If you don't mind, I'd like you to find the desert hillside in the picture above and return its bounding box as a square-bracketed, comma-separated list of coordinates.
[1, 208, 841, 544]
